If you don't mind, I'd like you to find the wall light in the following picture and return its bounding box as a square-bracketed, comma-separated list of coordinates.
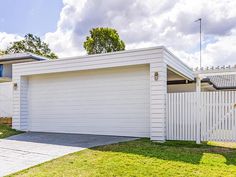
[154, 72, 159, 81]
[13, 83, 18, 90]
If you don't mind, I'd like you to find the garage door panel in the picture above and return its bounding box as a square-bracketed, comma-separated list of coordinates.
[30, 101, 149, 107]
[30, 94, 149, 102]
[30, 110, 149, 116]
[28, 65, 150, 137]
[30, 121, 149, 128]
[30, 102, 149, 109]
[29, 76, 148, 89]
[30, 84, 149, 95]
[30, 124, 149, 137]
[31, 80, 148, 88]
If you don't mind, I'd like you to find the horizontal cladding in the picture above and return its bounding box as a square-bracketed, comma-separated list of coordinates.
[150, 60, 167, 141]
[28, 65, 150, 137]
[15, 48, 162, 68]
[13, 49, 163, 77]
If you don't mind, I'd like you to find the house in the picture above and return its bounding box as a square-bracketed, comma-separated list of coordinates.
[0, 53, 47, 82]
[9, 46, 236, 142]
[0, 53, 47, 117]
[168, 66, 236, 92]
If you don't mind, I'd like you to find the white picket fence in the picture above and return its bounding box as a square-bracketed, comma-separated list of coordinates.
[167, 91, 236, 142]
[0, 82, 13, 117]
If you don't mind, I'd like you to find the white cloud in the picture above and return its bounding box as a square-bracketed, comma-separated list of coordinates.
[0, 32, 22, 50]
[0, 0, 234, 68]
[34, 0, 236, 68]
[202, 30, 236, 67]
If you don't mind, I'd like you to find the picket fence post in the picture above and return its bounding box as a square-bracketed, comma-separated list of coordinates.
[196, 77, 201, 144]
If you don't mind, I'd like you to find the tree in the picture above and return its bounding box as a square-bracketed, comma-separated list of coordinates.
[0, 50, 5, 56]
[5, 34, 57, 59]
[83, 27, 125, 55]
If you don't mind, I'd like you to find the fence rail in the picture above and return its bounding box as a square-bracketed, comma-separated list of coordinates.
[167, 91, 236, 142]
[0, 117, 12, 127]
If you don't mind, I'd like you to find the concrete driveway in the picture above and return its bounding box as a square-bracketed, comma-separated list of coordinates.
[0, 132, 136, 176]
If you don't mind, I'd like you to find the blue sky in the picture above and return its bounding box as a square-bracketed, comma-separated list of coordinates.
[0, 0, 63, 36]
[0, 0, 236, 68]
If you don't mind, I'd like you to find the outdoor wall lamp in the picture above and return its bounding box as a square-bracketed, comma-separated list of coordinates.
[154, 72, 159, 81]
[13, 83, 18, 90]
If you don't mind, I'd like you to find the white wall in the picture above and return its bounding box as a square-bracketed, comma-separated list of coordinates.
[12, 47, 193, 141]
[150, 62, 167, 141]
[0, 82, 13, 117]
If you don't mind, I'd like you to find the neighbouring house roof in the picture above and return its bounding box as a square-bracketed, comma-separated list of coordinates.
[0, 52, 48, 63]
[194, 66, 236, 90]
[208, 75, 236, 89]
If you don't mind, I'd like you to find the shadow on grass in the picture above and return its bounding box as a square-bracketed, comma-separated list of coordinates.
[91, 138, 236, 165]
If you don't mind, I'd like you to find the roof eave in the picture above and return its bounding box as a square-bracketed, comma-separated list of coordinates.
[0, 52, 49, 63]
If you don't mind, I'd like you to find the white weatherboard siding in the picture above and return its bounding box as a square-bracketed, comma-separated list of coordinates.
[150, 62, 167, 141]
[13, 47, 193, 140]
[27, 65, 150, 137]
[0, 82, 13, 117]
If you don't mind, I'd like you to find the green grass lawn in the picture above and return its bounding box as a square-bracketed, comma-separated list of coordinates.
[8, 138, 236, 177]
[0, 125, 22, 139]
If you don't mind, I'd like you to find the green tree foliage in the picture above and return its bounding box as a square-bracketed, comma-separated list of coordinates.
[5, 34, 57, 59]
[84, 27, 125, 55]
[0, 50, 5, 56]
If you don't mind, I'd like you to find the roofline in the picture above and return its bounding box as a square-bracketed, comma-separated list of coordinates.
[162, 46, 192, 71]
[59, 46, 165, 60]
[163, 47, 194, 81]
[13, 46, 194, 77]
[58, 46, 192, 72]
[13, 46, 168, 67]
[215, 86, 236, 90]
[0, 52, 49, 62]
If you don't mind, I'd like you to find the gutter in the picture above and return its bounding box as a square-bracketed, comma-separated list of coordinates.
[0, 56, 46, 62]
[0, 53, 49, 62]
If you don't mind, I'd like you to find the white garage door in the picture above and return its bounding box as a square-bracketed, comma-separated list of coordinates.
[28, 65, 150, 137]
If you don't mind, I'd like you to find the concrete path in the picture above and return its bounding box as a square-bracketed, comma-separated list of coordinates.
[0, 132, 136, 176]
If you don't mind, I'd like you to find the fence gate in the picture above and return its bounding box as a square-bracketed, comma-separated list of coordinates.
[167, 91, 236, 142]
